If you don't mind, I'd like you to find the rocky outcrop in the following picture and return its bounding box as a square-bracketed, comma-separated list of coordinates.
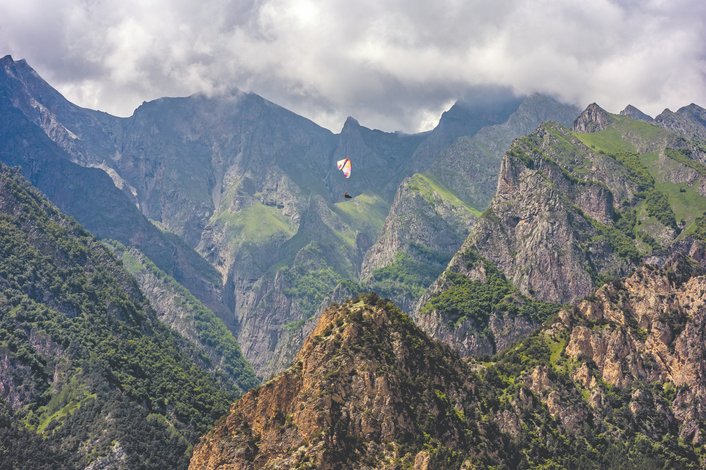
[189, 295, 505, 469]
[656, 103, 706, 142]
[573, 103, 612, 133]
[620, 104, 654, 122]
[456, 124, 633, 305]
[557, 240, 706, 444]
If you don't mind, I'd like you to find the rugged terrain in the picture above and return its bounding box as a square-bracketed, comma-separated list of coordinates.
[0, 55, 581, 377]
[190, 243, 706, 469]
[416, 102, 706, 358]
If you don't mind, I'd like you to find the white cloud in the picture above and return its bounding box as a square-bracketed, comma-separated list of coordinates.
[0, 0, 704, 132]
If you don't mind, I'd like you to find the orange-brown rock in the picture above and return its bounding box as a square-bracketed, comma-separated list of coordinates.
[189, 295, 501, 469]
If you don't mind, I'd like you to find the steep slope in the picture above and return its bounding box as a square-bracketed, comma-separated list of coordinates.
[104, 242, 258, 392]
[416, 103, 706, 359]
[0, 165, 255, 468]
[190, 294, 509, 469]
[191, 247, 706, 469]
[361, 174, 479, 312]
[0, 55, 230, 325]
[361, 95, 580, 313]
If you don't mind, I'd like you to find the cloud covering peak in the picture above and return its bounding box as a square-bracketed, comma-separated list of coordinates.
[1, 0, 704, 132]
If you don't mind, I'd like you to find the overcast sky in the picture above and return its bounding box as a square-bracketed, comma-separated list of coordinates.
[1, 0, 704, 132]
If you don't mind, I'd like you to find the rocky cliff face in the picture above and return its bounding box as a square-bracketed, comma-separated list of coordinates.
[538, 239, 706, 449]
[416, 102, 706, 361]
[573, 103, 613, 132]
[361, 95, 579, 314]
[656, 103, 706, 143]
[189, 295, 507, 469]
[360, 174, 478, 311]
[446, 122, 635, 305]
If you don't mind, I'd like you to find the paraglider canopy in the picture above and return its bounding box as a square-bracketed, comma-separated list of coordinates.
[337, 157, 351, 178]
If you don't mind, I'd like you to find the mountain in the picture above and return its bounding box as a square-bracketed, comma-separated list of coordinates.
[0, 164, 255, 468]
[0, 55, 583, 378]
[190, 253, 706, 468]
[0, 55, 230, 327]
[415, 102, 706, 358]
[361, 95, 580, 311]
[189, 294, 511, 469]
[620, 105, 654, 122]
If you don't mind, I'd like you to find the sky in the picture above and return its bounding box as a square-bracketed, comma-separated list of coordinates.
[1, 0, 704, 133]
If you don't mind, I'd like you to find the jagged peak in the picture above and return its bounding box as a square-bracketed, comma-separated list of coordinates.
[573, 103, 612, 133]
[619, 104, 653, 122]
[656, 107, 675, 120]
[1, 54, 14, 63]
[676, 103, 706, 124]
[678, 102, 705, 112]
[341, 115, 360, 132]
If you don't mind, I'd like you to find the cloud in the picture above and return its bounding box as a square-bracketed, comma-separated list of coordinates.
[0, 0, 704, 132]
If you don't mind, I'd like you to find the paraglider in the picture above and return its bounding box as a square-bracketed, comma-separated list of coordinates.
[337, 157, 352, 199]
[337, 157, 351, 178]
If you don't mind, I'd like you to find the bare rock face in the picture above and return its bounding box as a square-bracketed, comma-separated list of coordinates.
[559, 242, 706, 444]
[189, 296, 501, 469]
[454, 123, 636, 305]
[620, 105, 654, 122]
[656, 103, 706, 142]
[361, 176, 476, 281]
[573, 103, 613, 133]
[360, 174, 477, 312]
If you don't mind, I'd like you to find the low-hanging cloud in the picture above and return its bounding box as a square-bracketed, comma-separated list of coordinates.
[1, 0, 704, 132]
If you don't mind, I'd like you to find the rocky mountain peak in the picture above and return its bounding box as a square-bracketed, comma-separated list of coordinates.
[677, 103, 706, 126]
[620, 104, 654, 122]
[189, 294, 491, 468]
[656, 104, 706, 141]
[341, 115, 360, 131]
[573, 102, 612, 132]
